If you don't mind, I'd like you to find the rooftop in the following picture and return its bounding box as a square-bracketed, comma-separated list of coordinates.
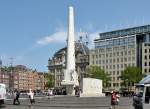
[95, 25, 150, 41]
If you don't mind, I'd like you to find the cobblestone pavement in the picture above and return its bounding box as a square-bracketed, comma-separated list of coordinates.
[1, 96, 134, 109]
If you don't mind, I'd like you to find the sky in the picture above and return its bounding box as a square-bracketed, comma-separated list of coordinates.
[0, 0, 150, 72]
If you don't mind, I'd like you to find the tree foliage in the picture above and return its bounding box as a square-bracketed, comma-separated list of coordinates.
[120, 66, 143, 87]
[86, 65, 111, 87]
[45, 73, 54, 88]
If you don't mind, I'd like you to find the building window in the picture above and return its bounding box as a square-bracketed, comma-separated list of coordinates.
[117, 77, 120, 80]
[113, 52, 116, 56]
[113, 65, 115, 69]
[117, 71, 119, 75]
[117, 52, 119, 56]
[124, 58, 127, 62]
[132, 57, 135, 61]
[145, 69, 147, 73]
[106, 59, 108, 63]
[145, 56, 147, 60]
[145, 62, 147, 66]
[110, 65, 112, 69]
[99, 60, 101, 64]
[132, 50, 135, 54]
[110, 53, 112, 57]
[145, 49, 147, 53]
[106, 54, 108, 57]
[113, 71, 115, 75]
[113, 77, 115, 81]
[99, 54, 101, 58]
[117, 64, 119, 68]
[121, 51, 123, 56]
[110, 71, 112, 75]
[128, 57, 131, 61]
[113, 59, 115, 63]
[121, 58, 123, 62]
[128, 51, 131, 55]
[113, 83, 116, 87]
[110, 59, 112, 63]
[117, 58, 119, 62]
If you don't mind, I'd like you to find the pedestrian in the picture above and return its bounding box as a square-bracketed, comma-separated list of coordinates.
[13, 90, 20, 105]
[28, 89, 35, 105]
[110, 91, 117, 109]
[48, 88, 53, 99]
[116, 92, 120, 105]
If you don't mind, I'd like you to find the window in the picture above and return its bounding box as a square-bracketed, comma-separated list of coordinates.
[121, 64, 123, 68]
[99, 54, 101, 58]
[113, 77, 115, 81]
[124, 58, 127, 62]
[113, 65, 115, 69]
[128, 51, 131, 55]
[145, 49, 147, 53]
[145, 69, 147, 73]
[117, 71, 119, 75]
[113, 83, 116, 87]
[99, 60, 101, 64]
[117, 52, 119, 56]
[132, 57, 135, 61]
[106, 54, 108, 57]
[113, 59, 116, 63]
[110, 65, 112, 69]
[110, 53, 112, 57]
[121, 51, 123, 56]
[110, 59, 112, 63]
[145, 56, 147, 60]
[121, 58, 123, 62]
[106, 59, 108, 63]
[117, 77, 120, 80]
[128, 57, 131, 61]
[117, 65, 119, 68]
[145, 62, 147, 66]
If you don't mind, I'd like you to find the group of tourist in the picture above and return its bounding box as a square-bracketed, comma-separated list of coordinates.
[13, 89, 35, 105]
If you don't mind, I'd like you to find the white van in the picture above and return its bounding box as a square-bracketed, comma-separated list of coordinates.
[133, 75, 150, 109]
[0, 83, 6, 105]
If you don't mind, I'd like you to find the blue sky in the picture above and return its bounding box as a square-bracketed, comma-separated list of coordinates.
[0, 0, 150, 72]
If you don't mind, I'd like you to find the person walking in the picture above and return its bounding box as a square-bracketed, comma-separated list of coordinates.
[110, 91, 117, 109]
[13, 90, 20, 105]
[28, 89, 35, 105]
[48, 88, 53, 99]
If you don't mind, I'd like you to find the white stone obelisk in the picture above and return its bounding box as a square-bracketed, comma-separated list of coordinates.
[61, 6, 79, 95]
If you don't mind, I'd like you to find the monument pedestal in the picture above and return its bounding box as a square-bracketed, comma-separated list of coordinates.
[61, 80, 75, 95]
[80, 78, 105, 97]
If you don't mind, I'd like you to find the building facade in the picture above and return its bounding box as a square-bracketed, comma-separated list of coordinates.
[0, 65, 46, 91]
[90, 25, 150, 90]
[48, 42, 89, 88]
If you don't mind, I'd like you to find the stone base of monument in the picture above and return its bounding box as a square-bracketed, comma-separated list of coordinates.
[80, 78, 105, 97]
[61, 80, 75, 95]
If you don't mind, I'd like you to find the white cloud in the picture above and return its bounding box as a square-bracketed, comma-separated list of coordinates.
[37, 30, 67, 45]
[88, 31, 101, 49]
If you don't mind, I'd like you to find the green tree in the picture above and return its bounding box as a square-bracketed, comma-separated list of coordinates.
[86, 65, 111, 87]
[45, 73, 55, 88]
[120, 66, 143, 89]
